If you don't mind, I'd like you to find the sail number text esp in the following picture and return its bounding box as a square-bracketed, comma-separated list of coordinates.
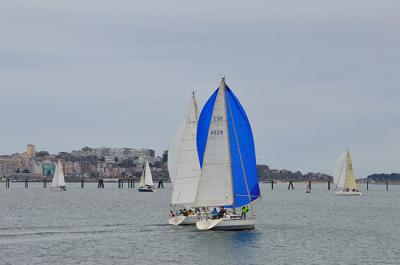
[211, 116, 224, 136]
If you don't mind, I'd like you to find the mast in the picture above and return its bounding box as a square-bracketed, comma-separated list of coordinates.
[221, 77, 235, 209]
[192, 90, 199, 118]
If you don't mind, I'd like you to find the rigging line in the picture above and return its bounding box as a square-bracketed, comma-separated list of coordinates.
[335, 153, 346, 191]
[171, 192, 181, 211]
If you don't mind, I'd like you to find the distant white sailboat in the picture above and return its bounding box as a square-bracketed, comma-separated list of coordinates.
[138, 160, 155, 192]
[333, 150, 362, 196]
[194, 78, 261, 231]
[168, 92, 201, 226]
[51, 160, 66, 191]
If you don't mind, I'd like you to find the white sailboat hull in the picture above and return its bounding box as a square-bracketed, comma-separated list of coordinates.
[196, 217, 255, 231]
[169, 215, 198, 225]
[138, 185, 154, 192]
[50, 186, 66, 191]
[335, 191, 362, 196]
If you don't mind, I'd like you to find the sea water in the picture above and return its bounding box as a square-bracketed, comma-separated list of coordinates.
[0, 183, 399, 264]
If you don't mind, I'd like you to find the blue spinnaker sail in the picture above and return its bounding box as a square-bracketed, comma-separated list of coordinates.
[225, 86, 260, 207]
[197, 88, 218, 168]
[197, 82, 260, 208]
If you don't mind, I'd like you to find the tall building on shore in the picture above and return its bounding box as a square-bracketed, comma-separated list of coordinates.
[26, 144, 36, 159]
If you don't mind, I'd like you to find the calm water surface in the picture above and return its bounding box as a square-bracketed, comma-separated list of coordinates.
[0, 183, 399, 264]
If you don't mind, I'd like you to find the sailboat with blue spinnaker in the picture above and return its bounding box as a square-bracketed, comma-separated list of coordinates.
[194, 77, 261, 230]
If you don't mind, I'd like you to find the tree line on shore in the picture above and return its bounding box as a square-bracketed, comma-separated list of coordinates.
[367, 173, 400, 182]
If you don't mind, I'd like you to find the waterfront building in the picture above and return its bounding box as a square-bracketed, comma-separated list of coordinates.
[42, 163, 56, 177]
[26, 144, 36, 159]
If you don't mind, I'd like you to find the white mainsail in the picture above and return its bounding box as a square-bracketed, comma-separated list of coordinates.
[333, 150, 357, 191]
[169, 94, 201, 207]
[194, 79, 233, 207]
[51, 160, 66, 188]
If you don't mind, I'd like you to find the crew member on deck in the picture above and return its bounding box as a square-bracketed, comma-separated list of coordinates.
[211, 208, 218, 219]
[241, 205, 249, 219]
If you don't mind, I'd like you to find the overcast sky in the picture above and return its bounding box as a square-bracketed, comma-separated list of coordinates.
[1, 0, 399, 177]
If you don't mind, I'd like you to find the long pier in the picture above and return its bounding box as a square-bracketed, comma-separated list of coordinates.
[2, 177, 397, 191]
[1, 177, 173, 190]
[263, 180, 396, 191]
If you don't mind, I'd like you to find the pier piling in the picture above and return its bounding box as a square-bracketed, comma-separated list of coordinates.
[81, 178, 84, 188]
[98, 179, 104, 188]
[128, 179, 134, 188]
[288, 181, 294, 190]
[158, 180, 164, 189]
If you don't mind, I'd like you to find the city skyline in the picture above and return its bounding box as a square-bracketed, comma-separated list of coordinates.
[1, 1, 399, 177]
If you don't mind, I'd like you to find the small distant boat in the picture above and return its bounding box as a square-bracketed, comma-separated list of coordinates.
[306, 180, 311, 193]
[168, 92, 201, 226]
[51, 160, 66, 191]
[194, 78, 261, 231]
[138, 160, 154, 192]
[333, 150, 362, 196]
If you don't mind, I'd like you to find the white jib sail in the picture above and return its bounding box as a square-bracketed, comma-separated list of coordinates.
[333, 151, 347, 190]
[144, 160, 154, 186]
[52, 160, 65, 188]
[194, 79, 233, 208]
[170, 94, 201, 207]
[168, 120, 185, 185]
